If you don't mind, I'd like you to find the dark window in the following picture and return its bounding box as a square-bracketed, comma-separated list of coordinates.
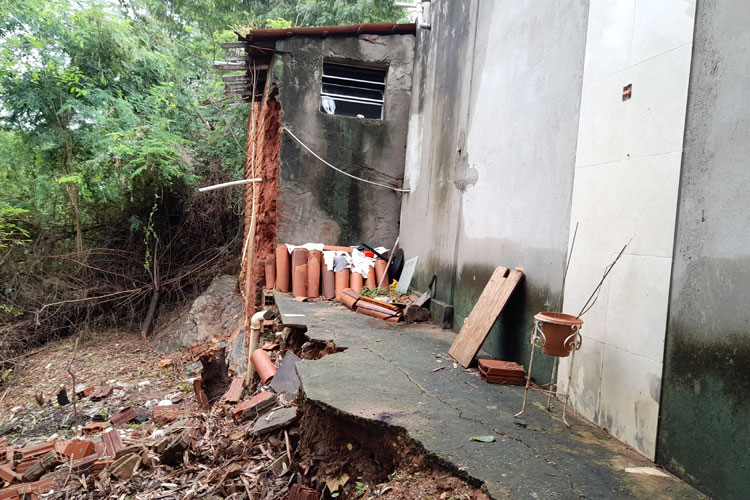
[320, 62, 386, 119]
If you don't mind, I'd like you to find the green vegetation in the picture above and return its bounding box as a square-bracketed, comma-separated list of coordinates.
[0, 0, 404, 364]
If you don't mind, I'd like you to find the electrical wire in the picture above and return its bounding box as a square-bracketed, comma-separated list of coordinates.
[282, 126, 411, 193]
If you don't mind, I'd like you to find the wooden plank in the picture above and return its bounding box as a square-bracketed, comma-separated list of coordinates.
[448, 267, 524, 367]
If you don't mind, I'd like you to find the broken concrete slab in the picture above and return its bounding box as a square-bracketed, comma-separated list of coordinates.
[275, 292, 705, 500]
[270, 352, 301, 399]
[250, 407, 298, 436]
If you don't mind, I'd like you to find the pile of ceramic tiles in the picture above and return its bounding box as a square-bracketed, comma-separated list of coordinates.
[478, 359, 526, 385]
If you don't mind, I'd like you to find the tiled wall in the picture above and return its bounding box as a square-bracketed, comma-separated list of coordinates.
[559, 0, 696, 459]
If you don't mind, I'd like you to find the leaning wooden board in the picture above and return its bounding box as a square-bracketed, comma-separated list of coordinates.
[448, 267, 524, 367]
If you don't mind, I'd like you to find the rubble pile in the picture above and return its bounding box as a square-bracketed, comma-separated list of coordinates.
[0, 340, 311, 500]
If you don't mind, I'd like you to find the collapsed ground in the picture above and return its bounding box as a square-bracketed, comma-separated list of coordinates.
[0, 318, 488, 499]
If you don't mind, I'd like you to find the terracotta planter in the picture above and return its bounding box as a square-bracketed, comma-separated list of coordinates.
[291, 249, 308, 298]
[334, 269, 350, 300]
[250, 349, 276, 384]
[307, 250, 322, 298]
[321, 266, 335, 299]
[374, 259, 389, 288]
[264, 257, 276, 290]
[365, 268, 376, 290]
[350, 272, 364, 294]
[534, 312, 583, 357]
[275, 245, 290, 293]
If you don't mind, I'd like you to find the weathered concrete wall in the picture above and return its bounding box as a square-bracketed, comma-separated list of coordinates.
[272, 34, 414, 247]
[657, 1, 750, 498]
[400, 0, 589, 378]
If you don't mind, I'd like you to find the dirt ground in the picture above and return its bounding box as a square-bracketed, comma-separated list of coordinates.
[0, 330, 191, 443]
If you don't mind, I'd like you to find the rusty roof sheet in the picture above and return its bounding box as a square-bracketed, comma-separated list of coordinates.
[242, 22, 416, 42]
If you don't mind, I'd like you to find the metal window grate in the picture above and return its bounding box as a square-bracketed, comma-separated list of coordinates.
[321, 62, 386, 119]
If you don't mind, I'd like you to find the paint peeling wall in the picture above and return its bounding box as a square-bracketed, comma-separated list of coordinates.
[271, 34, 414, 247]
[400, 0, 589, 378]
[657, 1, 750, 498]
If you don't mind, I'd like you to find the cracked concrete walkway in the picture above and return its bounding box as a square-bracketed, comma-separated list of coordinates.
[276, 292, 704, 500]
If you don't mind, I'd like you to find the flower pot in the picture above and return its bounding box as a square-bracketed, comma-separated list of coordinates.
[534, 312, 583, 357]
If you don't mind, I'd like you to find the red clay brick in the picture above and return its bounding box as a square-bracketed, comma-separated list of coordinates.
[152, 405, 182, 425]
[100, 431, 123, 457]
[63, 439, 96, 460]
[109, 406, 137, 426]
[222, 377, 244, 404]
[90, 386, 113, 401]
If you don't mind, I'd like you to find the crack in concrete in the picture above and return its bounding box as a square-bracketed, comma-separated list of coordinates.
[366, 346, 586, 499]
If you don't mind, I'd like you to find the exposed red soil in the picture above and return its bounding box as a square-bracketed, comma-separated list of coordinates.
[242, 89, 282, 323]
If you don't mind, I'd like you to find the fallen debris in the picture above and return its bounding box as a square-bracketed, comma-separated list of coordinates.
[478, 359, 526, 385]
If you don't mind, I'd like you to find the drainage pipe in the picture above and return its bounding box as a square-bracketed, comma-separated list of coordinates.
[246, 309, 269, 385]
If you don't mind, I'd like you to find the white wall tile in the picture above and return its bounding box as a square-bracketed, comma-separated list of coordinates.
[605, 254, 671, 363]
[562, 250, 613, 343]
[598, 345, 662, 459]
[622, 44, 693, 159]
[584, 0, 635, 85]
[631, 0, 697, 64]
[573, 154, 681, 257]
[557, 337, 603, 423]
[576, 70, 629, 167]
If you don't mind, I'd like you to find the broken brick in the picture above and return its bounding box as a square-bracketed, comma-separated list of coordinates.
[19, 442, 54, 459]
[152, 405, 182, 425]
[222, 377, 244, 404]
[90, 386, 113, 401]
[286, 483, 318, 500]
[109, 405, 137, 426]
[82, 422, 110, 435]
[233, 391, 277, 421]
[0, 464, 20, 484]
[101, 430, 124, 457]
[75, 386, 95, 398]
[62, 439, 96, 460]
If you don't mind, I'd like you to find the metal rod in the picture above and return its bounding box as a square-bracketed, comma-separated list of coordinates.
[377, 236, 399, 290]
[198, 178, 262, 192]
[515, 323, 539, 418]
[547, 357, 558, 411]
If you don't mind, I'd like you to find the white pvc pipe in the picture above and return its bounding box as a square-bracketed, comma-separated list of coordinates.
[198, 178, 262, 192]
[246, 309, 270, 385]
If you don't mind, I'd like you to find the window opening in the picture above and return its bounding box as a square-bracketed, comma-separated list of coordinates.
[321, 62, 386, 119]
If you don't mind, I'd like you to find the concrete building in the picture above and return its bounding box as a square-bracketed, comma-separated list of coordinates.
[226, 4, 748, 498]
[399, 1, 748, 499]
